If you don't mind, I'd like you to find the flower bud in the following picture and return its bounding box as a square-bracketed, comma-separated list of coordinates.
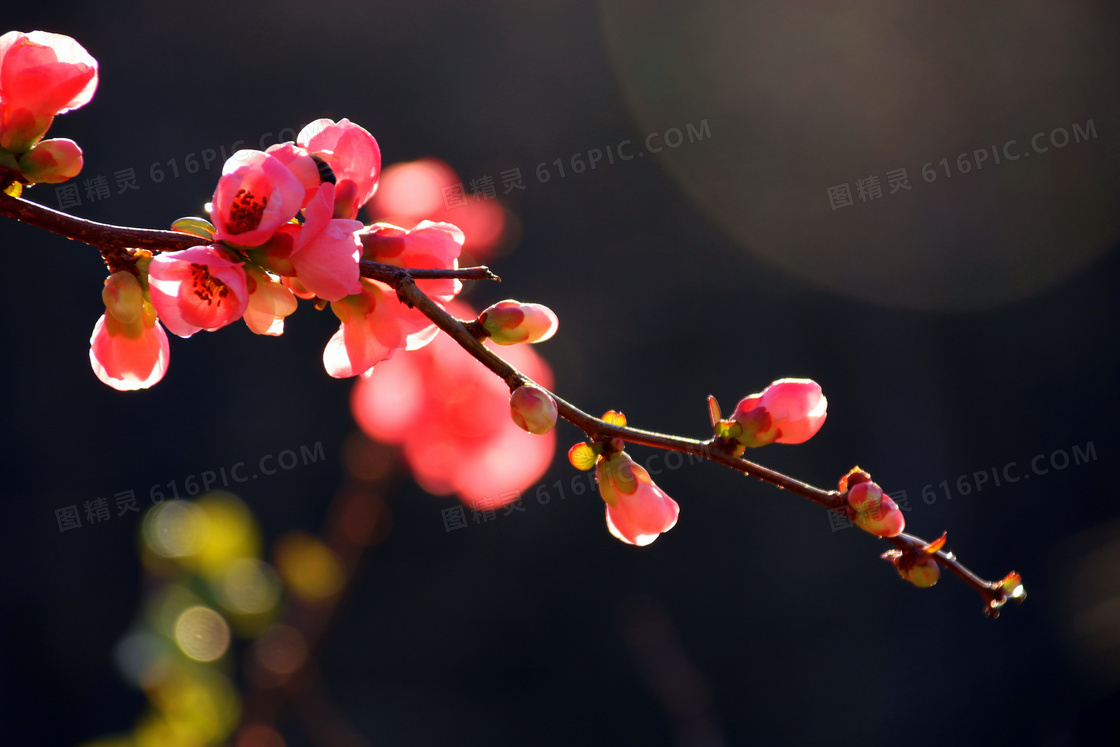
[847, 481, 905, 537]
[102, 271, 145, 325]
[16, 138, 82, 183]
[838, 466, 872, 493]
[596, 451, 679, 546]
[479, 300, 558, 345]
[730, 378, 827, 447]
[899, 555, 940, 588]
[0, 30, 99, 152]
[509, 384, 558, 435]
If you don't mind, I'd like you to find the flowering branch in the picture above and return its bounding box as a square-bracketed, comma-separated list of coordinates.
[0, 26, 1023, 617]
[0, 191, 500, 284]
[0, 187, 1023, 615]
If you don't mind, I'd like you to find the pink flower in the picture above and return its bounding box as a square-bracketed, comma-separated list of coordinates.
[366, 158, 506, 259]
[287, 183, 363, 301]
[479, 299, 559, 345]
[243, 265, 297, 336]
[0, 30, 98, 152]
[210, 150, 305, 247]
[596, 451, 679, 546]
[321, 220, 467, 376]
[298, 119, 381, 219]
[323, 279, 437, 378]
[730, 378, 827, 447]
[264, 141, 322, 207]
[16, 137, 82, 183]
[350, 300, 555, 508]
[148, 246, 249, 338]
[89, 271, 169, 391]
[360, 221, 465, 301]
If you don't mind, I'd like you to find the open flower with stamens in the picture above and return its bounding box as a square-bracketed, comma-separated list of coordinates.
[148, 246, 249, 338]
[210, 150, 305, 247]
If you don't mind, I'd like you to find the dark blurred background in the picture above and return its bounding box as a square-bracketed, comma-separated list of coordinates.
[2, 1, 1119, 745]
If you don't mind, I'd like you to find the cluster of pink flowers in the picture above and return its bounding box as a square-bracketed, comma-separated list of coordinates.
[0, 30, 96, 186]
[22, 30, 856, 561]
[87, 116, 472, 390]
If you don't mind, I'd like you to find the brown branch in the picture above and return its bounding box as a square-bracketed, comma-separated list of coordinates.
[388, 270, 1022, 615]
[0, 192, 501, 283]
[0, 190, 208, 251]
[0, 190, 1023, 616]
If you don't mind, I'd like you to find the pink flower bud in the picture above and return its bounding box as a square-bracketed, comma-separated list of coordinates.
[89, 276, 169, 391]
[0, 31, 98, 151]
[596, 452, 679, 546]
[509, 384, 557, 435]
[847, 481, 905, 537]
[148, 245, 249, 338]
[16, 137, 82, 183]
[479, 300, 559, 345]
[730, 378, 827, 447]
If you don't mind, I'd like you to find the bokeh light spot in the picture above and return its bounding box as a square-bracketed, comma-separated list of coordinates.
[273, 532, 346, 601]
[174, 606, 231, 662]
[143, 501, 209, 558]
[218, 558, 281, 616]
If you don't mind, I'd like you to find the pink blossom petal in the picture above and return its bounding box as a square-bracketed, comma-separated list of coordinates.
[298, 118, 381, 218]
[89, 308, 169, 391]
[148, 246, 249, 338]
[288, 184, 362, 301]
[211, 150, 305, 247]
